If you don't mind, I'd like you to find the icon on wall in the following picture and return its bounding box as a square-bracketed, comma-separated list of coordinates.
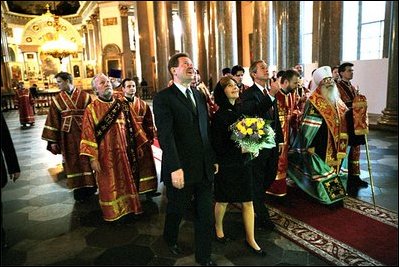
[86, 65, 94, 78]
[73, 65, 80, 77]
[11, 65, 22, 81]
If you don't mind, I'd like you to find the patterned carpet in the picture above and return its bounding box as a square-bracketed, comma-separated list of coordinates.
[269, 193, 398, 266]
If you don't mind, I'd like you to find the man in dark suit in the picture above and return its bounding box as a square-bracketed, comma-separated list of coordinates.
[153, 53, 219, 266]
[240, 60, 284, 231]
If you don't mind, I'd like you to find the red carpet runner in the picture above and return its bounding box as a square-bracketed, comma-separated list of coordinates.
[268, 187, 398, 266]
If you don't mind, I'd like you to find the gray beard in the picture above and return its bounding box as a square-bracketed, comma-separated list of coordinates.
[321, 84, 340, 105]
[101, 89, 113, 100]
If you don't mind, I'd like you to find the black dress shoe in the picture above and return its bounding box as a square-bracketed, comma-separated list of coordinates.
[245, 241, 267, 257]
[197, 259, 217, 266]
[257, 219, 275, 231]
[357, 179, 369, 188]
[146, 191, 162, 199]
[215, 235, 231, 244]
[349, 175, 368, 188]
[168, 244, 182, 255]
[1, 242, 9, 250]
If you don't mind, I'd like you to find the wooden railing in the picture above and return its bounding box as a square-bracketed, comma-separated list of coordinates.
[1, 90, 60, 112]
[1, 92, 16, 111]
[138, 86, 154, 100]
[1, 86, 155, 112]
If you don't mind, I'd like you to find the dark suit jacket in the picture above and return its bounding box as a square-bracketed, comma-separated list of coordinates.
[240, 84, 284, 144]
[153, 84, 216, 185]
[1, 113, 20, 188]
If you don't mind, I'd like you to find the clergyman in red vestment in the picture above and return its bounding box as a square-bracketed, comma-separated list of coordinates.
[41, 72, 96, 202]
[336, 62, 368, 189]
[120, 78, 159, 199]
[266, 70, 301, 198]
[80, 73, 143, 221]
[15, 82, 35, 127]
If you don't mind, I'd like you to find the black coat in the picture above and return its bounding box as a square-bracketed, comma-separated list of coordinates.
[1, 113, 20, 188]
[211, 104, 253, 202]
[153, 84, 216, 185]
[240, 84, 284, 144]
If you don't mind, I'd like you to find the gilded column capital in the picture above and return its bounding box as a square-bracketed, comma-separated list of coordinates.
[90, 13, 98, 21]
[90, 13, 98, 25]
[1, 16, 8, 30]
[119, 5, 129, 17]
[81, 25, 87, 34]
[86, 20, 94, 30]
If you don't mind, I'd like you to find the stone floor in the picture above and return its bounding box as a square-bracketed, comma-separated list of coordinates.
[1, 110, 397, 266]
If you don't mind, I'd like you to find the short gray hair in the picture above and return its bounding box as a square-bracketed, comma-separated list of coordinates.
[91, 73, 103, 91]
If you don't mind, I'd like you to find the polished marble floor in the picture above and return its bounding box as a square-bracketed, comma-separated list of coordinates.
[1, 110, 397, 266]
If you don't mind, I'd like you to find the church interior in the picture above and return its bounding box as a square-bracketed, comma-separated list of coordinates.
[1, 1, 398, 266]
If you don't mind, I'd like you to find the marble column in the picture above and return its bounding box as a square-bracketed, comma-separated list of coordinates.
[81, 25, 89, 61]
[120, 5, 133, 79]
[195, 1, 208, 83]
[287, 1, 300, 68]
[166, 2, 175, 56]
[86, 20, 95, 61]
[253, 1, 270, 63]
[312, 1, 343, 67]
[273, 1, 300, 70]
[179, 1, 194, 58]
[207, 1, 218, 89]
[236, 2, 243, 65]
[217, 1, 237, 73]
[273, 1, 285, 69]
[378, 1, 398, 127]
[136, 1, 155, 89]
[1, 19, 11, 90]
[90, 11, 102, 73]
[154, 1, 170, 90]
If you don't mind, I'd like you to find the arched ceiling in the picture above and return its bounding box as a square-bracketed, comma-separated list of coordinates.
[2, 1, 97, 26]
[6, 1, 80, 16]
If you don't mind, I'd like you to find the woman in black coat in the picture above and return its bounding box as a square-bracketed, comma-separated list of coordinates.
[211, 76, 265, 256]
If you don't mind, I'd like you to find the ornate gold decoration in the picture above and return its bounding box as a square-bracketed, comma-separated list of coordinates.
[322, 177, 346, 201]
[40, 4, 77, 64]
[103, 17, 117, 26]
[119, 5, 129, 17]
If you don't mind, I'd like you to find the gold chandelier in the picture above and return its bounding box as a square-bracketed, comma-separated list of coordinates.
[41, 7, 78, 63]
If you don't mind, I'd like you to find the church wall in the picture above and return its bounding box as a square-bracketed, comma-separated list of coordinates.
[98, 3, 123, 52]
[348, 58, 389, 115]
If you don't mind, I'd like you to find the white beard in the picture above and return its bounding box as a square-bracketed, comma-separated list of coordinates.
[321, 83, 340, 105]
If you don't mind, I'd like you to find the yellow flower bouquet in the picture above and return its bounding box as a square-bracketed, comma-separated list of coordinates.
[230, 117, 276, 157]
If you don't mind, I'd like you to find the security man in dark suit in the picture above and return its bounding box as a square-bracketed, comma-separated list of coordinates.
[240, 60, 284, 231]
[153, 53, 219, 266]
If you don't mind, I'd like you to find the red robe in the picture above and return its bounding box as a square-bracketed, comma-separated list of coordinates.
[42, 89, 95, 190]
[15, 88, 35, 125]
[80, 97, 143, 221]
[266, 89, 299, 196]
[337, 80, 361, 176]
[124, 96, 158, 195]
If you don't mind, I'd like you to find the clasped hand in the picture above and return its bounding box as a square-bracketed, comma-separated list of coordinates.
[90, 159, 101, 173]
[50, 144, 61, 155]
[171, 169, 185, 189]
